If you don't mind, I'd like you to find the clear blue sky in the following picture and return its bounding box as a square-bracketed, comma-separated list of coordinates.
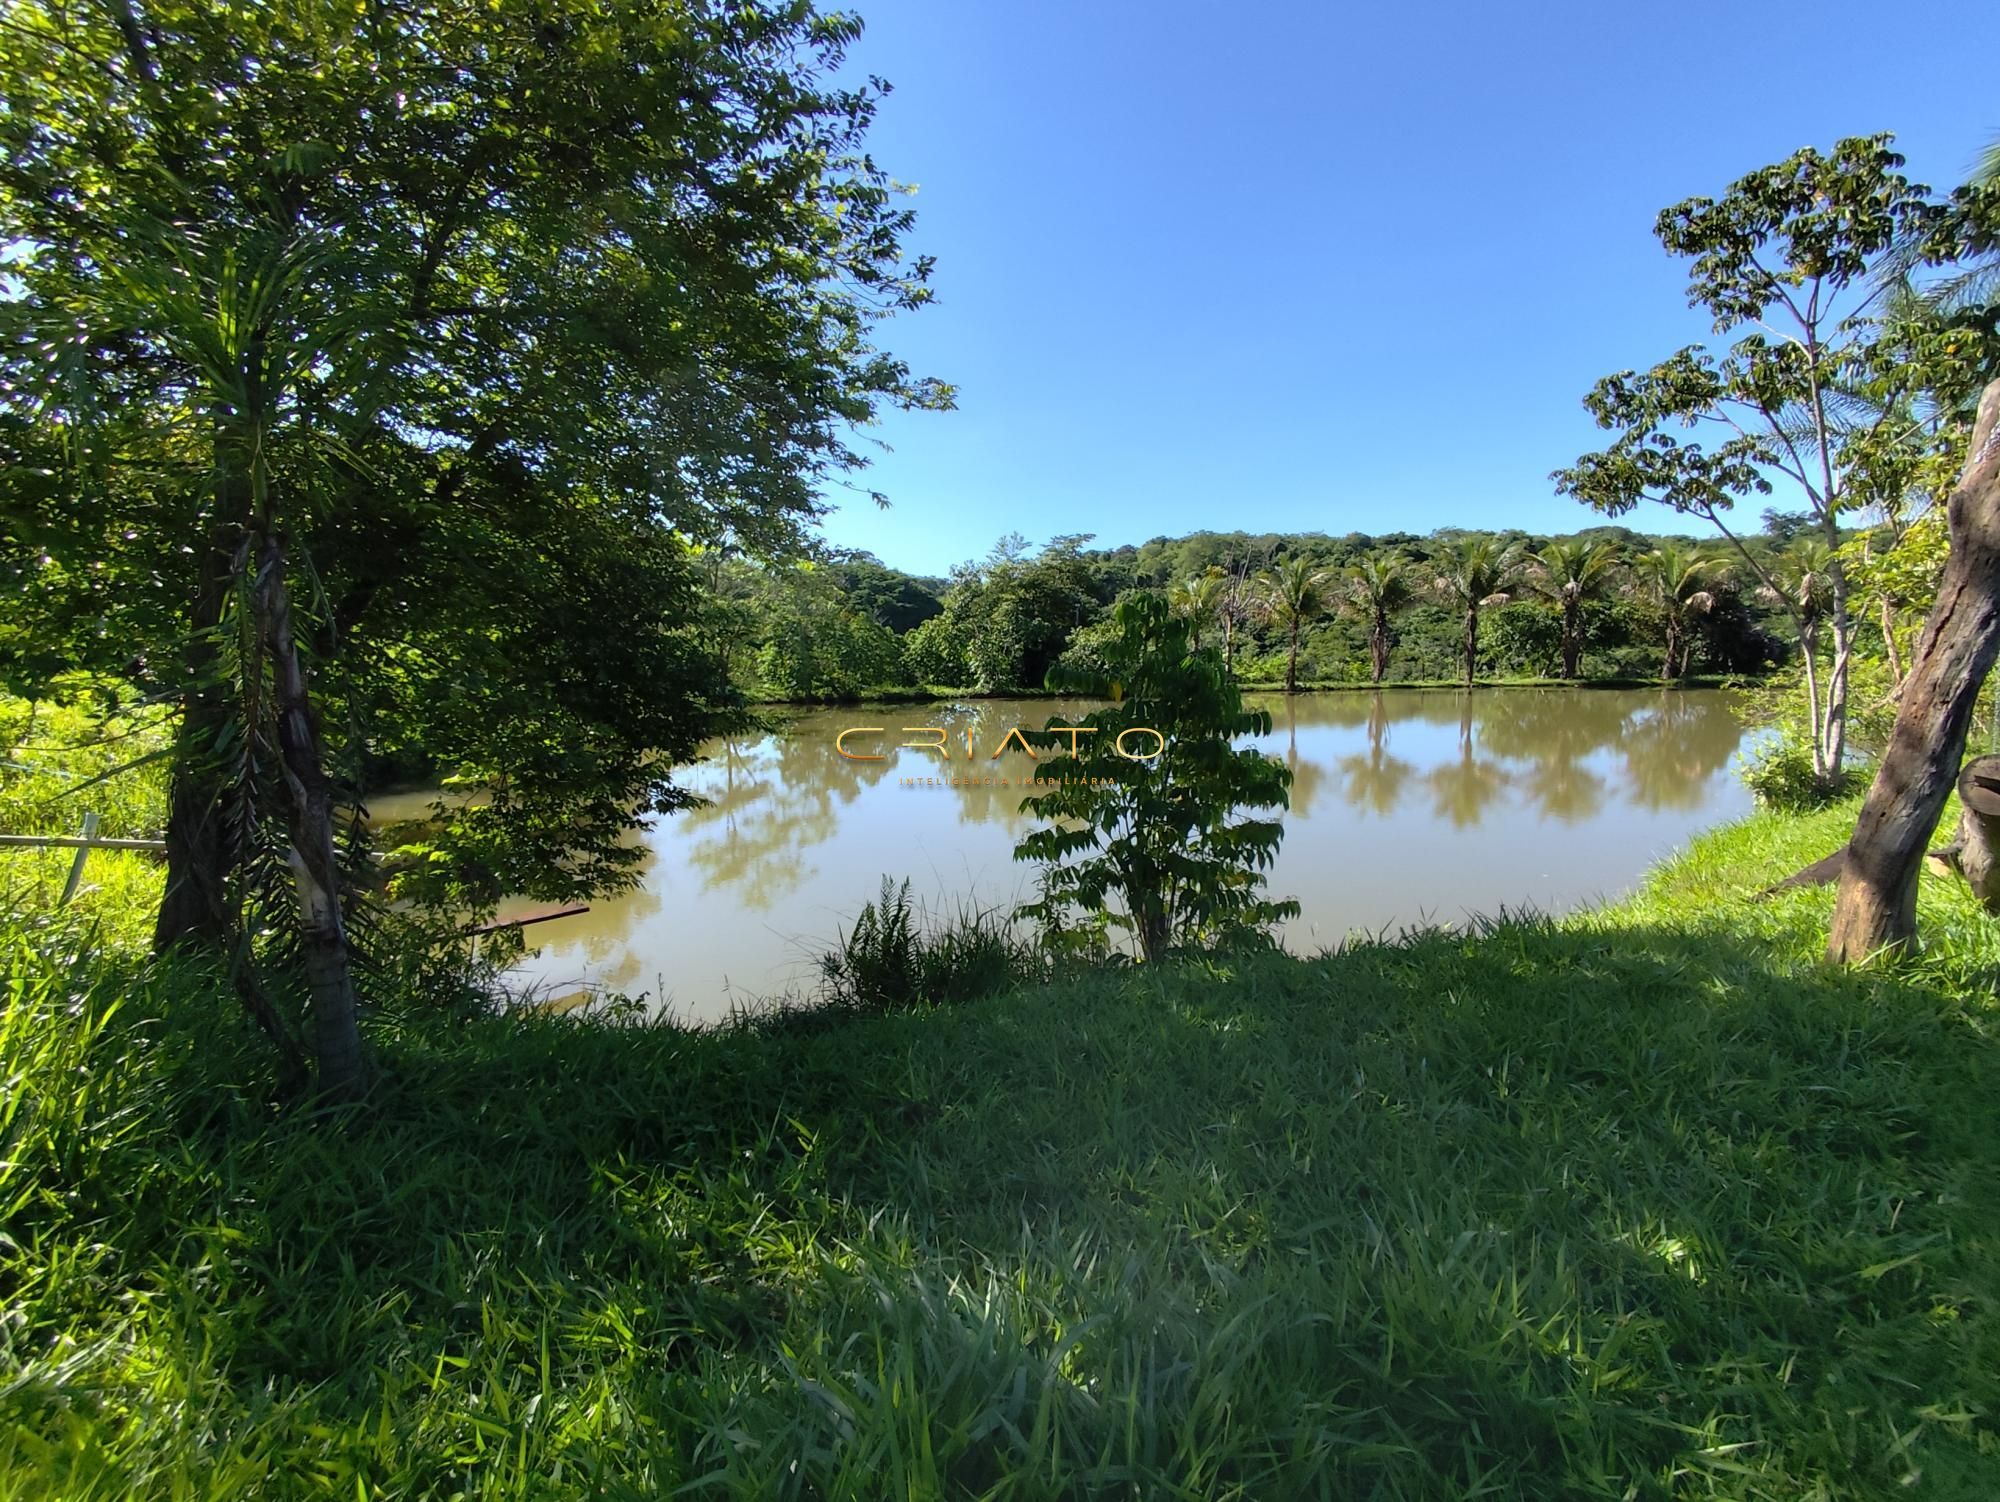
[820, 0, 2000, 578]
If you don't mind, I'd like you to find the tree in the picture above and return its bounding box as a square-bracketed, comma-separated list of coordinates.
[938, 537, 1102, 693]
[1015, 594, 1297, 962]
[1554, 135, 1980, 793]
[1830, 379, 2000, 961]
[1340, 553, 1413, 685]
[1632, 544, 1721, 680]
[1258, 557, 1331, 694]
[1167, 570, 1229, 651]
[1430, 536, 1524, 687]
[1528, 539, 1620, 679]
[0, 0, 942, 1095]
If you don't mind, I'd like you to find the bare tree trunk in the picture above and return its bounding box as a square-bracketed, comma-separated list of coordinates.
[1462, 607, 1478, 688]
[1799, 625, 1827, 781]
[1562, 602, 1581, 679]
[254, 532, 369, 1099]
[1371, 613, 1390, 684]
[1881, 596, 1905, 688]
[1286, 623, 1300, 695]
[1829, 380, 2000, 963]
[1661, 617, 1679, 681]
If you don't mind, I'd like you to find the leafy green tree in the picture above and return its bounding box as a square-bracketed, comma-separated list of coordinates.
[937, 536, 1102, 693]
[1258, 557, 1331, 694]
[1528, 539, 1621, 678]
[1429, 537, 1524, 687]
[754, 564, 907, 700]
[1339, 553, 1413, 685]
[0, 0, 941, 1094]
[901, 615, 974, 688]
[1553, 134, 1991, 790]
[828, 553, 944, 635]
[1632, 544, 1722, 680]
[1015, 594, 1297, 962]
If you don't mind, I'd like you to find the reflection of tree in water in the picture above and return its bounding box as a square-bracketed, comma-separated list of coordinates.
[1472, 690, 1629, 823]
[1263, 700, 1328, 818]
[679, 726, 898, 907]
[1620, 692, 1745, 811]
[1426, 695, 1513, 828]
[1337, 694, 1415, 817]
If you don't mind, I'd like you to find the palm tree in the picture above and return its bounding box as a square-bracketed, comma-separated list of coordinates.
[1167, 568, 1228, 652]
[1340, 552, 1412, 685]
[1257, 556, 1331, 694]
[1430, 536, 1524, 688]
[1631, 543, 1721, 680]
[1528, 539, 1620, 679]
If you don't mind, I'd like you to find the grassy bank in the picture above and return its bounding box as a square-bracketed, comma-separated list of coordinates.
[4, 803, 1999, 1498]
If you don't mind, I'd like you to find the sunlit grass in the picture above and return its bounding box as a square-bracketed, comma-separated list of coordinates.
[2, 800, 1998, 1497]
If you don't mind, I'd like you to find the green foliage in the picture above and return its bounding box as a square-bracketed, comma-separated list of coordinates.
[1739, 730, 1864, 811]
[934, 536, 1105, 693]
[0, 0, 945, 975]
[1553, 133, 2000, 776]
[899, 614, 974, 689]
[0, 692, 168, 948]
[1015, 594, 1297, 961]
[6, 801, 2000, 1496]
[815, 878, 1037, 1015]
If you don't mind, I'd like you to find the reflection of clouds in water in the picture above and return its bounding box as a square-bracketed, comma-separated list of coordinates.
[505, 689, 1754, 1024]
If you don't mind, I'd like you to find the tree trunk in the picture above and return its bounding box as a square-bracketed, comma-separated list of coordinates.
[154, 520, 241, 951]
[1461, 607, 1478, 688]
[1286, 623, 1300, 695]
[1661, 617, 1679, 681]
[1881, 596, 1905, 688]
[1562, 602, 1581, 679]
[1370, 613, 1390, 684]
[1934, 756, 2000, 912]
[1829, 379, 2000, 963]
[254, 532, 369, 1099]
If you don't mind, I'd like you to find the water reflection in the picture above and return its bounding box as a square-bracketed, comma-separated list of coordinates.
[495, 688, 1753, 1021]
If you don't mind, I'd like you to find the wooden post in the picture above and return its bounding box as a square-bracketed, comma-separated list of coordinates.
[58, 811, 100, 906]
[1935, 756, 2000, 912]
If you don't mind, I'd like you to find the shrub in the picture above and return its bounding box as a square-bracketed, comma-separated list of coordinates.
[1739, 730, 1863, 812]
[817, 877, 1036, 1014]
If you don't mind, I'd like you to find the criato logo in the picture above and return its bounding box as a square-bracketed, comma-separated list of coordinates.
[835, 724, 1167, 761]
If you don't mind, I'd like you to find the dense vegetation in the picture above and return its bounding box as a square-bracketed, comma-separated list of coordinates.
[724, 514, 1877, 702]
[6, 799, 1999, 1498]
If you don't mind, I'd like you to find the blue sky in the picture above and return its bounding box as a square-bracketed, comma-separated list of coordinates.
[820, 0, 2000, 577]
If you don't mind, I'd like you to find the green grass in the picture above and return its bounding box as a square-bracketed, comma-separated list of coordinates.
[3, 802, 1999, 1498]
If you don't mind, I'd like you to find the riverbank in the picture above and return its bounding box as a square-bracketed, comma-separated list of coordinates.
[4, 800, 1997, 1498]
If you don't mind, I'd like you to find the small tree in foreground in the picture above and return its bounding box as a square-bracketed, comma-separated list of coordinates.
[1014, 594, 1298, 962]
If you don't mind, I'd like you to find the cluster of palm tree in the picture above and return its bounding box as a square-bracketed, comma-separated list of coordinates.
[1164, 533, 1778, 690]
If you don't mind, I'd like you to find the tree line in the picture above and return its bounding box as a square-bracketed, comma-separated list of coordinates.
[722, 515, 1922, 700]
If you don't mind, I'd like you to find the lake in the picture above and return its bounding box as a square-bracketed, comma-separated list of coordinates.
[463, 687, 1755, 1023]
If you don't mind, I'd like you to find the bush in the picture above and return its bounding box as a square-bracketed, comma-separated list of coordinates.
[817, 877, 1037, 1014]
[1739, 731, 1863, 812]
